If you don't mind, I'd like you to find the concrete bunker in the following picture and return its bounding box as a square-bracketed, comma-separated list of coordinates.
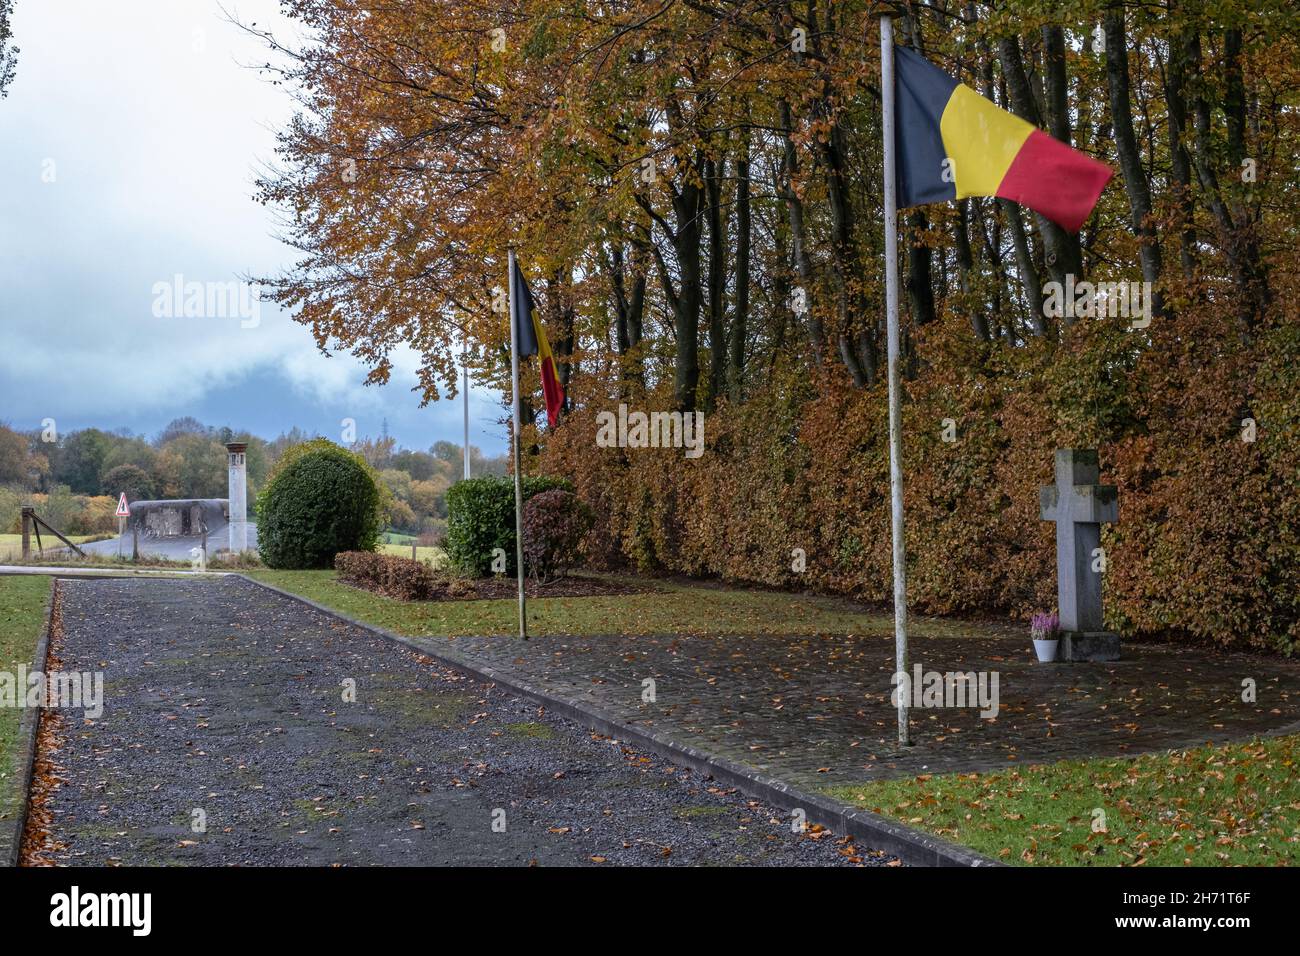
[128, 499, 229, 539]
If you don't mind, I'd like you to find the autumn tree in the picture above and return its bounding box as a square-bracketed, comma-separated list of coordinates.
[0, 0, 18, 99]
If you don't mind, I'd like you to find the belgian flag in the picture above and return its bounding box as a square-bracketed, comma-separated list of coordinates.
[894, 46, 1112, 233]
[509, 258, 565, 428]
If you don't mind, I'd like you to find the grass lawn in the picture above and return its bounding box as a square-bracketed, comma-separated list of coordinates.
[245, 568, 980, 640]
[0, 533, 93, 562]
[0, 576, 51, 823]
[825, 736, 1300, 866]
[378, 543, 447, 564]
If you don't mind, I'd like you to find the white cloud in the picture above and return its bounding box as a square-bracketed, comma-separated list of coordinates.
[0, 1, 503, 449]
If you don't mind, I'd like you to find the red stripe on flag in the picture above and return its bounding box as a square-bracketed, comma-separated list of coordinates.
[995, 130, 1113, 233]
[540, 355, 564, 428]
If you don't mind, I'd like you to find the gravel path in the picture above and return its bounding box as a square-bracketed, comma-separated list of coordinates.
[40, 577, 892, 866]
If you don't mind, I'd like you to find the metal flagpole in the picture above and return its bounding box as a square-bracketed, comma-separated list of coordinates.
[881, 16, 910, 747]
[507, 248, 528, 640]
[462, 338, 471, 481]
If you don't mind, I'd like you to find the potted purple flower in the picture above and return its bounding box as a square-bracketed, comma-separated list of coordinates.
[1031, 611, 1060, 662]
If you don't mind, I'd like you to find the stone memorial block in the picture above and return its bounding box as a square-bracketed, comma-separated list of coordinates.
[1039, 448, 1120, 662]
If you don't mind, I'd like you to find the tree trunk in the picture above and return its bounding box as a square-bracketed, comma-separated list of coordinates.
[608, 239, 647, 391]
[906, 210, 937, 332]
[997, 35, 1077, 294]
[672, 174, 704, 411]
[729, 129, 750, 403]
[955, 200, 990, 341]
[1000, 199, 1045, 335]
[1161, 26, 1198, 283]
[705, 154, 727, 410]
[778, 99, 825, 366]
[1104, 8, 1166, 318]
[810, 1, 872, 386]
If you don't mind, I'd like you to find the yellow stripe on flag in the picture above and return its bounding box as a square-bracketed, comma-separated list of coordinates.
[532, 312, 553, 362]
[940, 84, 1035, 200]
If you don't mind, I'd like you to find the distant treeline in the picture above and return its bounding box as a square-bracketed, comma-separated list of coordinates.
[0, 416, 507, 537]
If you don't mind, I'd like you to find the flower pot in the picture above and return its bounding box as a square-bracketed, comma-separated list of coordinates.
[1033, 638, 1059, 663]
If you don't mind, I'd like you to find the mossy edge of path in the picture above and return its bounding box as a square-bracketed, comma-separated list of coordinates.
[0, 575, 51, 828]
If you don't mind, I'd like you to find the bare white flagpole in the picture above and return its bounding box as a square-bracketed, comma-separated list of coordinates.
[507, 248, 528, 640]
[462, 338, 471, 481]
[881, 16, 910, 747]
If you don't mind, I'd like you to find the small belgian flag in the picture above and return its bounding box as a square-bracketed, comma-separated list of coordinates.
[894, 46, 1113, 233]
[509, 258, 565, 428]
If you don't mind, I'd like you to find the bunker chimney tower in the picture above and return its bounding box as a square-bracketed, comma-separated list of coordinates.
[225, 442, 248, 553]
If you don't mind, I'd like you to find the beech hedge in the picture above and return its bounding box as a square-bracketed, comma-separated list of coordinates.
[521, 488, 594, 583]
[336, 550, 435, 601]
[535, 309, 1299, 654]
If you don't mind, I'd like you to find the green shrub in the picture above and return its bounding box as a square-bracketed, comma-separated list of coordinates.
[256, 440, 384, 569]
[522, 489, 593, 583]
[445, 474, 571, 576]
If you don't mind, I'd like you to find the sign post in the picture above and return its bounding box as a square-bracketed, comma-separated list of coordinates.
[115, 493, 131, 558]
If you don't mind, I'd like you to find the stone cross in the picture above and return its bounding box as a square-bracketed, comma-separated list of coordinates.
[1039, 449, 1120, 661]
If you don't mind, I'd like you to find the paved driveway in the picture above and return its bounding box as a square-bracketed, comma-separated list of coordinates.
[35, 577, 887, 866]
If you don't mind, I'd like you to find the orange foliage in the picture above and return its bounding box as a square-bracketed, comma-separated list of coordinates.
[538, 306, 1299, 654]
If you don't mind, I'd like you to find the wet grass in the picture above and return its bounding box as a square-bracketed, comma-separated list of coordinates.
[246, 569, 990, 641]
[825, 735, 1300, 866]
[0, 575, 51, 823]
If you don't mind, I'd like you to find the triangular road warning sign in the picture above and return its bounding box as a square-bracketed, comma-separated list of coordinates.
[116, 493, 131, 517]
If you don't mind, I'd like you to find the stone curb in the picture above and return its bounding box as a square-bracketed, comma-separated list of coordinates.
[1, 580, 56, 867]
[0, 566, 232, 579]
[237, 574, 1000, 868]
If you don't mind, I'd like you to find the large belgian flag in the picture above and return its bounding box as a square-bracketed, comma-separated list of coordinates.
[894, 46, 1112, 233]
[510, 259, 565, 428]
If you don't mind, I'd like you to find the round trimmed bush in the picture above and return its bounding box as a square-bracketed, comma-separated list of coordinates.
[256, 439, 384, 569]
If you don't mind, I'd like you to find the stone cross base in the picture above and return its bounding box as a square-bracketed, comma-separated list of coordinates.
[1060, 631, 1121, 662]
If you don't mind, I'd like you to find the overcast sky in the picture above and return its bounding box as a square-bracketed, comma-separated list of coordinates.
[0, 0, 506, 453]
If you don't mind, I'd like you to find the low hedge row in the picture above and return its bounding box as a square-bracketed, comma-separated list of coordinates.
[335, 550, 435, 601]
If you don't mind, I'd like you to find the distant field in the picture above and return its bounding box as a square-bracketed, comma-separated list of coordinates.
[0, 533, 93, 562]
[378, 543, 447, 565]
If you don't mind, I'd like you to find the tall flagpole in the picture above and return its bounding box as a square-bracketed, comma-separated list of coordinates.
[462, 338, 471, 481]
[507, 248, 528, 640]
[881, 16, 910, 747]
